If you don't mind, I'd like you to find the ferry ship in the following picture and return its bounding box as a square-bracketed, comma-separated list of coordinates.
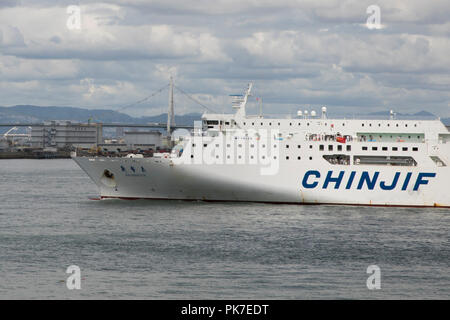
[73, 84, 450, 207]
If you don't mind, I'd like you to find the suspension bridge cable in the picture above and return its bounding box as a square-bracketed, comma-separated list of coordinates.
[173, 85, 218, 114]
[116, 84, 169, 111]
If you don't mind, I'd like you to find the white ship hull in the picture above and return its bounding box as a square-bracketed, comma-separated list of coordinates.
[73, 154, 450, 207]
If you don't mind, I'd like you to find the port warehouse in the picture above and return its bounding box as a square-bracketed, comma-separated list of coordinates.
[1, 121, 167, 155]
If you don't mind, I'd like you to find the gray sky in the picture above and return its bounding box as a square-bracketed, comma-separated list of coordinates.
[1, 0, 450, 117]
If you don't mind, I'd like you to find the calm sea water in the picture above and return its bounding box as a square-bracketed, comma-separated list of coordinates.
[0, 159, 449, 299]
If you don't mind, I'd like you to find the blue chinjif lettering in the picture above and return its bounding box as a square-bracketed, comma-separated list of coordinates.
[357, 171, 380, 190]
[401, 172, 412, 190]
[301, 170, 436, 191]
[302, 170, 320, 188]
[322, 171, 345, 189]
[345, 171, 356, 189]
[380, 172, 401, 190]
[413, 172, 436, 191]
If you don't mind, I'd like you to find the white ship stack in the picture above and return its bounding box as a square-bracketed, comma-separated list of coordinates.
[73, 83, 450, 207]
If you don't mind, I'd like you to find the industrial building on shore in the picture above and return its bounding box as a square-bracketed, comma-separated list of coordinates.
[30, 121, 103, 150]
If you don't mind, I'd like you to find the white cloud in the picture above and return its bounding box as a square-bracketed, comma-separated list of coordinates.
[0, 0, 449, 117]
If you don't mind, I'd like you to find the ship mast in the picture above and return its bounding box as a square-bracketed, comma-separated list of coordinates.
[167, 76, 175, 135]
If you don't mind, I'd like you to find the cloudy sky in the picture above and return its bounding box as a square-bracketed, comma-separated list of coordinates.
[1, 0, 450, 118]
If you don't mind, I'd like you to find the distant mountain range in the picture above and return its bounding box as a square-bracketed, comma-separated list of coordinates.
[0, 105, 202, 125]
[0, 105, 449, 126]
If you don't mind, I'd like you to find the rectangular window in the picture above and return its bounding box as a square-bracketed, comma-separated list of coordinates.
[337, 145, 342, 151]
[346, 145, 351, 152]
[372, 147, 378, 151]
[392, 147, 398, 151]
[362, 146, 368, 151]
[412, 147, 418, 151]
[402, 147, 408, 151]
[328, 145, 333, 151]
[319, 145, 324, 151]
[382, 147, 388, 151]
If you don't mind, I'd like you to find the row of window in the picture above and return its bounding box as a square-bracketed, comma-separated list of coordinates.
[190, 154, 314, 161]
[361, 123, 418, 128]
[193, 143, 419, 153]
[236, 122, 420, 128]
[194, 143, 350, 151]
[361, 146, 419, 152]
[319, 145, 352, 152]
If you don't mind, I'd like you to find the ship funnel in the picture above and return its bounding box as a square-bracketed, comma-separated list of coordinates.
[321, 106, 327, 119]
